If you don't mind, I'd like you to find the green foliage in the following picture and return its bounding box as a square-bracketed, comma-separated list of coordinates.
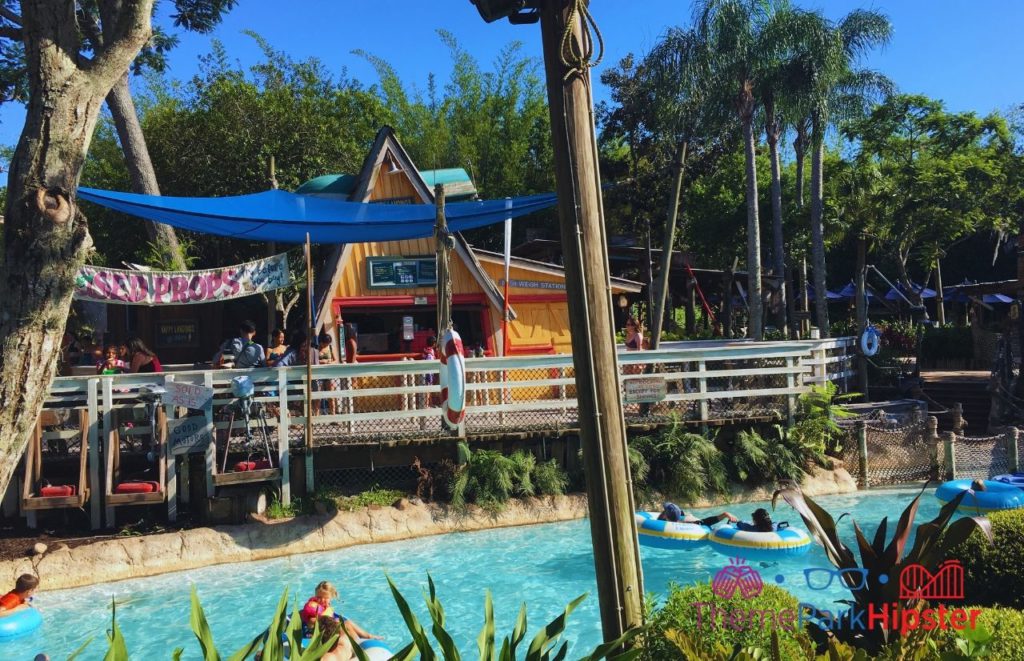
[449, 442, 536, 512]
[331, 487, 408, 512]
[631, 421, 727, 504]
[532, 458, 569, 497]
[264, 497, 300, 520]
[949, 507, 1024, 608]
[773, 484, 992, 653]
[791, 382, 858, 455]
[643, 581, 812, 660]
[730, 426, 806, 485]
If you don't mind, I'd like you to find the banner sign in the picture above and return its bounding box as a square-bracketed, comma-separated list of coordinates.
[623, 377, 667, 404]
[73, 253, 293, 306]
[167, 417, 214, 456]
[166, 381, 215, 410]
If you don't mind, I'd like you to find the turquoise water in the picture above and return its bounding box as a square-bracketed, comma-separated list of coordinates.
[7, 487, 941, 659]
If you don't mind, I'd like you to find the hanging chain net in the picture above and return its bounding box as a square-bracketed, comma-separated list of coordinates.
[841, 418, 936, 486]
[950, 431, 1013, 479]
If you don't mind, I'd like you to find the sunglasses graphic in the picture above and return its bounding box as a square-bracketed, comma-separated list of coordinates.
[803, 567, 869, 591]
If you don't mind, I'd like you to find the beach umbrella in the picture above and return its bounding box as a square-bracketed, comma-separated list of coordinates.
[804, 285, 842, 301]
[836, 281, 876, 301]
[942, 286, 970, 304]
[983, 293, 1014, 304]
[884, 283, 936, 301]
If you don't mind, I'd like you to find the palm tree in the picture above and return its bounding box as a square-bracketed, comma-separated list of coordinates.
[791, 9, 892, 335]
[642, 28, 722, 348]
[696, 0, 770, 339]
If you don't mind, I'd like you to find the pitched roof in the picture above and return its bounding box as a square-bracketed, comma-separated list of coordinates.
[312, 126, 503, 330]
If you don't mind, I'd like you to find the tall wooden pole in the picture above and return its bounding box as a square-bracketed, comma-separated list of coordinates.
[540, 2, 643, 642]
[434, 184, 452, 335]
[855, 235, 869, 395]
[650, 142, 687, 350]
[267, 156, 279, 339]
[304, 233, 315, 492]
[934, 257, 946, 326]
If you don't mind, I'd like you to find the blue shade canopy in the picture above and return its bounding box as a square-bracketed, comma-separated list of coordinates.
[884, 283, 936, 301]
[77, 187, 558, 244]
[804, 285, 842, 301]
[836, 282, 876, 300]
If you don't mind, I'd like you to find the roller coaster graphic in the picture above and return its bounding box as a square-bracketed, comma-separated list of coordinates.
[898, 560, 964, 600]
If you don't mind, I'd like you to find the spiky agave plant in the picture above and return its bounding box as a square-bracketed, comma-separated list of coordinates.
[772, 482, 992, 654]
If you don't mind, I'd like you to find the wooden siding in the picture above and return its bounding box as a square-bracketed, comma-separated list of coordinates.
[337, 240, 480, 298]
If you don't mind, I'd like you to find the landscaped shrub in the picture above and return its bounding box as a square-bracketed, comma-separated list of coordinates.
[731, 426, 805, 484]
[930, 606, 1024, 661]
[631, 421, 727, 503]
[789, 381, 856, 457]
[448, 442, 536, 511]
[643, 580, 812, 660]
[532, 458, 569, 496]
[949, 507, 1024, 608]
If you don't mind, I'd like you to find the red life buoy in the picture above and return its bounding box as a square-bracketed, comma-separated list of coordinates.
[439, 329, 466, 430]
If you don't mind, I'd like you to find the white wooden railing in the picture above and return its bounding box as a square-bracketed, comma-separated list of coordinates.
[33, 337, 854, 525]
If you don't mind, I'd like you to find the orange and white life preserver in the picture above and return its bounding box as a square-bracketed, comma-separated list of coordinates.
[439, 329, 466, 430]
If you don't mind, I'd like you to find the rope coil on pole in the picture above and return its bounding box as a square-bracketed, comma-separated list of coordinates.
[559, 0, 604, 80]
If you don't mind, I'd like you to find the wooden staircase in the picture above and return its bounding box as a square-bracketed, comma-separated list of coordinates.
[921, 371, 991, 433]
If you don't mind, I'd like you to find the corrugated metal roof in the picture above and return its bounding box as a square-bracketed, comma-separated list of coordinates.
[296, 173, 358, 195]
[297, 169, 476, 200]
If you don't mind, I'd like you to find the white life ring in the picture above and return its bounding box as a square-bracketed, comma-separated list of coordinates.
[439, 329, 466, 430]
[860, 325, 881, 357]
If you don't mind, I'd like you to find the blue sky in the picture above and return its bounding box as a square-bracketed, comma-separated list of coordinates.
[1, 0, 1022, 185]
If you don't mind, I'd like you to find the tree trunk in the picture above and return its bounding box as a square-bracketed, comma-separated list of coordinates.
[794, 118, 808, 209]
[766, 117, 787, 334]
[649, 141, 687, 350]
[106, 72, 187, 270]
[0, 0, 153, 501]
[809, 116, 830, 335]
[742, 117, 763, 340]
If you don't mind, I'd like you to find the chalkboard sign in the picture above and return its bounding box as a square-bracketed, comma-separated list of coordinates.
[367, 257, 437, 289]
[156, 320, 199, 348]
[418, 260, 436, 283]
[167, 417, 213, 455]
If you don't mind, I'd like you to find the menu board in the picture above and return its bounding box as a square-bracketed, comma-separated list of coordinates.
[156, 320, 199, 348]
[367, 257, 437, 288]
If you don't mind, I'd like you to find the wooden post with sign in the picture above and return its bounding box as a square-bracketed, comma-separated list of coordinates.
[539, 1, 644, 643]
[435, 184, 451, 335]
[304, 233, 315, 494]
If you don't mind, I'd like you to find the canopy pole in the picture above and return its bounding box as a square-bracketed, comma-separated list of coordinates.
[435, 185, 452, 335]
[304, 232, 315, 493]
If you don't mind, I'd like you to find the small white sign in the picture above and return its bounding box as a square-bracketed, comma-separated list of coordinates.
[167, 417, 213, 455]
[402, 315, 415, 341]
[624, 377, 667, 404]
[414, 296, 428, 305]
[166, 381, 215, 410]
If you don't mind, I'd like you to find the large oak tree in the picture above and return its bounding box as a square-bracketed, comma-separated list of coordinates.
[0, 0, 153, 499]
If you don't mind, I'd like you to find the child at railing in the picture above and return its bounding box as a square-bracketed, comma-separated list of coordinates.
[96, 345, 127, 375]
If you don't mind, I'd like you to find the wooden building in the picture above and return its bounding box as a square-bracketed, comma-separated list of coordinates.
[311, 126, 641, 358]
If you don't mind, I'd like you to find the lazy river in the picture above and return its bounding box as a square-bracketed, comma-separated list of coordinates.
[7, 487, 944, 659]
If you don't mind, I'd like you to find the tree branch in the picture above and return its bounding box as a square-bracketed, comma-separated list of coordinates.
[0, 25, 20, 40]
[81, 0, 154, 89]
[77, 5, 104, 50]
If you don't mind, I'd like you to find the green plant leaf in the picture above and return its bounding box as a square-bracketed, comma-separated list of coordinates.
[424, 575, 460, 660]
[477, 589, 495, 661]
[387, 574, 437, 661]
[189, 585, 222, 661]
[67, 636, 94, 661]
[578, 625, 647, 660]
[509, 603, 528, 659]
[104, 597, 131, 661]
[524, 593, 586, 660]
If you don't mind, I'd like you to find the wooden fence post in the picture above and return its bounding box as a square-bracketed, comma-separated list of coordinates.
[856, 420, 869, 489]
[278, 369, 291, 506]
[943, 431, 957, 481]
[87, 378, 101, 530]
[785, 356, 796, 426]
[164, 374, 177, 523]
[927, 415, 940, 480]
[952, 403, 965, 435]
[1007, 428, 1020, 474]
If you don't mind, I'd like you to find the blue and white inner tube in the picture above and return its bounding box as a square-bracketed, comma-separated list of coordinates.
[635, 511, 710, 550]
[708, 525, 812, 561]
[358, 639, 395, 661]
[0, 607, 42, 642]
[935, 479, 1024, 513]
[993, 473, 1024, 489]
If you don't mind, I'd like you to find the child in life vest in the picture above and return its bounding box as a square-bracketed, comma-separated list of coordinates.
[0, 574, 38, 617]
